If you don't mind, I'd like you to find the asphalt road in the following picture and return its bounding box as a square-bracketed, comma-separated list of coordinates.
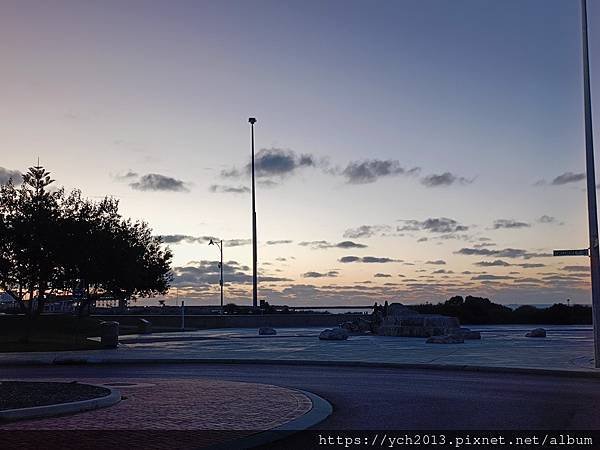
[5, 363, 600, 431]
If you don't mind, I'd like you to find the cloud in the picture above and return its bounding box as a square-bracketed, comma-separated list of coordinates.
[302, 271, 339, 278]
[455, 247, 551, 259]
[299, 240, 367, 249]
[474, 260, 511, 267]
[339, 256, 400, 263]
[421, 172, 473, 187]
[538, 215, 557, 224]
[398, 217, 468, 233]
[341, 159, 420, 184]
[374, 273, 392, 278]
[562, 265, 588, 272]
[209, 184, 250, 194]
[130, 173, 189, 192]
[173, 260, 291, 287]
[0, 167, 23, 185]
[225, 239, 252, 247]
[493, 219, 530, 229]
[158, 235, 250, 247]
[222, 148, 317, 181]
[266, 240, 293, 245]
[552, 172, 585, 185]
[343, 225, 393, 238]
[471, 274, 515, 280]
[160, 235, 217, 244]
[517, 263, 546, 268]
[426, 260, 446, 265]
[112, 170, 138, 181]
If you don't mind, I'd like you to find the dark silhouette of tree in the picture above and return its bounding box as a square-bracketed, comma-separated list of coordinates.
[0, 165, 172, 317]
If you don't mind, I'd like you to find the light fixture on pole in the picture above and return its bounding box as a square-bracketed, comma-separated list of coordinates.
[580, 0, 600, 368]
[209, 239, 224, 315]
[249, 117, 258, 308]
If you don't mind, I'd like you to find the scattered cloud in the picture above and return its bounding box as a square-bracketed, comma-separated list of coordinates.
[343, 225, 393, 238]
[374, 273, 392, 278]
[112, 170, 138, 182]
[221, 148, 317, 181]
[398, 217, 468, 233]
[159, 235, 250, 247]
[299, 240, 367, 249]
[562, 265, 589, 272]
[455, 247, 551, 259]
[426, 260, 446, 265]
[516, 263, 546, 268]
[130, 173, 189, 192]
[471, 274, 515, 280]
[302, 271, 339, 278]
[420, 172, 473, 188]
[266, 240, 293, 245]
[493, 219, 530, 229]
[209, 184, 250, 194]
[339, 256, 399, 263]
[552, 172, 585, 185]
[474, 260, 511, 267]
[538, 215, 557, 224]
[0, 167, 22, 185]
[341, 159, 420, 184]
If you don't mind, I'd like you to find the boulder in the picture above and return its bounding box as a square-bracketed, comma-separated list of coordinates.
[100, 321, 119, 348]
[319, 328, 349, 341]
[456, 328, 481, 340]
[136, 318, 152, 334]
[426, 334, 464, 344]
[526, 328, 546, 338]
[258, 327, 277, 336]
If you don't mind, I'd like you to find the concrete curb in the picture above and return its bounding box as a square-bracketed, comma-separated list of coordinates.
[204, 389, 332, 450]
[1, 356, 599, 379]
[0, 383, 121, 422]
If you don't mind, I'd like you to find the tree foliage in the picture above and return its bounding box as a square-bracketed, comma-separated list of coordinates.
[0, 165, 172, 316]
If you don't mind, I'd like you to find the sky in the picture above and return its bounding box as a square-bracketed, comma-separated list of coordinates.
[1, 0, 599, 307]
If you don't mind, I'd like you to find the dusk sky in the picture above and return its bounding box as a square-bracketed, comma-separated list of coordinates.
[1, 0, 599, 306]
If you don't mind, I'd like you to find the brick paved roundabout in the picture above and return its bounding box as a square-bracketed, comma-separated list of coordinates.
[0, 377, 315, 449]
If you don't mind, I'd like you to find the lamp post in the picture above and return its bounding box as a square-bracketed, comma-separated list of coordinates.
[209, 239, 224, 315]
[249, 117, 258, 308]
[581, 0, 600, 368]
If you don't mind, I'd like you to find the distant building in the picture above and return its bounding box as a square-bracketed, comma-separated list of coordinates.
[43, 299, 75, 314]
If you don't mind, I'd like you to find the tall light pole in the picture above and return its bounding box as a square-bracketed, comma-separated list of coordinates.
[249, 117, 258, 308]
[581, 0, 600, 368]
[209, 239, 224, 315]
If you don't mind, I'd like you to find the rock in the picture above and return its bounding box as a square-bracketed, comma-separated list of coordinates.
[319, 328, 349, 341]
[456, 327, 481, 340]
[258, 327, 277, 335]
[340, 318, 372, 334]
[137, 318, 152, 334]
[99, 321, 119, 348]
[426, 334, 464, 344]
[526, 328, 546, 338]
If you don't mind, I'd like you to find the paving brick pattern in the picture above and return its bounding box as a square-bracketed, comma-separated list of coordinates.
[1, 377, 312, 449]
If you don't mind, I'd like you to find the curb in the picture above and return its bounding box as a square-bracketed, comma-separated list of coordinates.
[2, 356, 599, 379]
[0, 383, 121, 422]
[204, 389, 332, 450]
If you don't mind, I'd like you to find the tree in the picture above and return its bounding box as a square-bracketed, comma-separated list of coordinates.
[0, 165, 173, 316]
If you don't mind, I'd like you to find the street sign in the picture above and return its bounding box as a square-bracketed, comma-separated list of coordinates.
[553, 249, 589, 257]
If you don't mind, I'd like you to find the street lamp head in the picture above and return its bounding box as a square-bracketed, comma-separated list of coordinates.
[248, 117, 257, 125]
[209, 239, 215, 245]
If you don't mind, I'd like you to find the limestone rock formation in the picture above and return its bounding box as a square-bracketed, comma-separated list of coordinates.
[525, 328, 546, 338]
[319, 327, 349, 340]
